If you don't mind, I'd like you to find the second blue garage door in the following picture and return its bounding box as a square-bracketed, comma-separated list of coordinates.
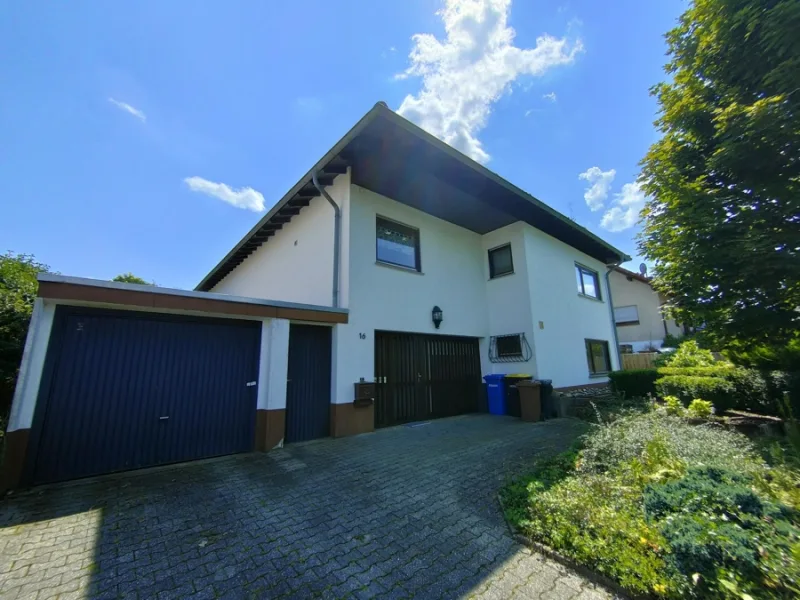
[27, 307, 261, 484]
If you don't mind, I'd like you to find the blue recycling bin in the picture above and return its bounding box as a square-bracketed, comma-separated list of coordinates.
[484, 374, 507, 415]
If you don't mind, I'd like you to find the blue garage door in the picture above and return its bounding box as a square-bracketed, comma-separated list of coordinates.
[285, 324, 332, 443]
[28, 307, 261, 484]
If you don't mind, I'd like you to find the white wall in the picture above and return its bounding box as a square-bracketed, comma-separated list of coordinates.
[609, 270, 681, 349]
[481, 224, 537, 376]
[524, 226, 619, 388]
[332, 185, 490, 404]
[212, 172, 351, 308]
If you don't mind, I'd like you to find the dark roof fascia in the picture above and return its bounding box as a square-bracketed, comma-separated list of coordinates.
[197, 102, 630, 290]
[194, 105, 384, 291]
[370, 104, 630, 264]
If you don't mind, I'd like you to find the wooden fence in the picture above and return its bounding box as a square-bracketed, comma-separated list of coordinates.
[621, 352, 658, 370]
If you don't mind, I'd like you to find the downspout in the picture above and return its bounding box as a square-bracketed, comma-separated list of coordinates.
[605, 262, 623, 371]
[312, 171, 340, 308]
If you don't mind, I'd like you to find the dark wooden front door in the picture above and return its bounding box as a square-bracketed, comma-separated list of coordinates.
[285, 324, 332, 443]
[374, 332, 481, 428]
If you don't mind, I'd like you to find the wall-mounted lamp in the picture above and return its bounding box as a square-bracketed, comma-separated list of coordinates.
[432, 305, 443, 329]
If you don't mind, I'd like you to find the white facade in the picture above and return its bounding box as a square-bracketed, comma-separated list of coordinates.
[211, 177, 621, 395]
[213, 173, 352, 308]
[609, 269, 683, 352]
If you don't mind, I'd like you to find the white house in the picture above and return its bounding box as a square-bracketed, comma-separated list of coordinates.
[3, 102, 630, 489]
[200, 102, 629, 439]
[609, 266, 684, 352]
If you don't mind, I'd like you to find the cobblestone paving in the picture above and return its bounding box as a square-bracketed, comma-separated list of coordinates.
[0, 415, 618, 599]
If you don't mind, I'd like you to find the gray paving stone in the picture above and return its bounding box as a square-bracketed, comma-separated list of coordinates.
[0, 415, 613, 600]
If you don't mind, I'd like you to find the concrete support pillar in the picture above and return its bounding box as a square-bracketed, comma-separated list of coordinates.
[254, 318, 290, 451]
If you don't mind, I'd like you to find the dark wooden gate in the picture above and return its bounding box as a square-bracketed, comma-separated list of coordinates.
[374, 332, 481, 428]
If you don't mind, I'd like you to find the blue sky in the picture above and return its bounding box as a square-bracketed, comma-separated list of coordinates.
[1, 0, 685, 289]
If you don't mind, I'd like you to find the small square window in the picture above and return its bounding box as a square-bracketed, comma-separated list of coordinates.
[585, 339, 611, 375]
[576, 264, 601, 300]
[488, 244, 514, 279]
[376, 216, 420, 271]
[496, 334, 522, 358]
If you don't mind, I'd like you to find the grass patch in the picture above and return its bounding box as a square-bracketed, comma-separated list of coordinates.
[502, 411, 800, 598]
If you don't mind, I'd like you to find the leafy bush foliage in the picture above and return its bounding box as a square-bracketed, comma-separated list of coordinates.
[656, 375, 734, 410]
[657, 366, 734, 378]
[503, 410, 800, 598]
[608, 369, 659, 399]
[578, 413, 759, 477]
[660, 340, 717, 368]
[664, 395, 684, 416]
[687, 398, 713, 418]
[644, 467, 800, 598]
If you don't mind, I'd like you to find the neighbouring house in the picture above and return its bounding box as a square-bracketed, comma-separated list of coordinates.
[3, 102, 629, 489]
[608, 265, 683, 353]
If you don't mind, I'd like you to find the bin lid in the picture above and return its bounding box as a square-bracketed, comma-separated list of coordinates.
[505, 374, 533, 379]
[483, 374, 506, 381]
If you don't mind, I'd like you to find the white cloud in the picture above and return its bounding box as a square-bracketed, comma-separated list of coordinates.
[543, 92, 557, 102]
[108, 97, 146, 123]
[184, 177, 265, 212]
[395, 0, 583, 163]
[578, 166, 616, 211]
[600, 181, 647, 232]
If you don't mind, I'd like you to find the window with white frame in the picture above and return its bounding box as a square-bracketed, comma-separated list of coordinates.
[614, 305, 640, 325]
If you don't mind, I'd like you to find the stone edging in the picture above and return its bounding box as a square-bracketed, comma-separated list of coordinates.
[496, 493, 656, 600]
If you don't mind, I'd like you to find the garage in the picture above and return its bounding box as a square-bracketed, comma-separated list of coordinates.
[374, 331, 482, 428]
[27, 306, 261, 484]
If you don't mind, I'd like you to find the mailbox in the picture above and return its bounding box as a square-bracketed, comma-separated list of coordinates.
[354, 382, 375, 406]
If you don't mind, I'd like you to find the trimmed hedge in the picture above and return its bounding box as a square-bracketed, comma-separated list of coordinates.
[608, 369, 659, 399]
[656, 366, 735, 378]
[655, 375, 735, 411]
[609, 365, 800, 415]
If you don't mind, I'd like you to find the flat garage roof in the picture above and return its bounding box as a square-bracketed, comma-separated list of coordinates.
[37, 274, 349, 324]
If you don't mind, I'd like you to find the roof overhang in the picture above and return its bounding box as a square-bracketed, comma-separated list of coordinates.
[38, 274, 348, 324]
[196, 102, 630, 291]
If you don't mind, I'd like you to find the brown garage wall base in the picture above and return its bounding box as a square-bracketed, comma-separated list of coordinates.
[255, 409, 286, 451]
[330, 403, 374, 438]
[1, 429, 30, 492]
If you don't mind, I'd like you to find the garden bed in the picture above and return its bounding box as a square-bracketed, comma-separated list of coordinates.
[500, 410, 800, 598]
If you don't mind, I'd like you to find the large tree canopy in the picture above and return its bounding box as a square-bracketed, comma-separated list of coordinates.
[112, 273, 153, 285]
[640, 0, 800, 354]
[0, 253, 49, 389]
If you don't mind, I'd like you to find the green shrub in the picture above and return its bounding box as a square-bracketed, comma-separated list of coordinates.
[661, 340, 717, 368]
[644, 467, 800, 598]
[687, 399, 713, 418]
[579, 412, 760, 476]
[608, 369, 659, 398]
[514, 472, 680, 595]
[657, 366, 734, 378]
[663, 395, 684, 416]
[655, 375, 734, 411]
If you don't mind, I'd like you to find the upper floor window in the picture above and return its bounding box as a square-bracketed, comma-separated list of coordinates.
[488, 244, 514, 279]
[376, 216, 420, 271]
[576, 264, 601, 300]
[614, 305, 640, 325]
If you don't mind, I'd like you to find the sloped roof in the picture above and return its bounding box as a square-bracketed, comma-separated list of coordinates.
[197, 102, 629, 291]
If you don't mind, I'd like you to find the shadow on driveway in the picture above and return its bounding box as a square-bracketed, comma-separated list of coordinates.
[0, 415, 604, 599]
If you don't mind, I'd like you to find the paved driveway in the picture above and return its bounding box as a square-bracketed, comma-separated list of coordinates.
[0, 415, 614, 600]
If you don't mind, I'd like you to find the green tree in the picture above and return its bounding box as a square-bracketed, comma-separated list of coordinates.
[639, 0, 800, 357]
[112, 273, 153, 285]
[0, 252, 49, 390]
